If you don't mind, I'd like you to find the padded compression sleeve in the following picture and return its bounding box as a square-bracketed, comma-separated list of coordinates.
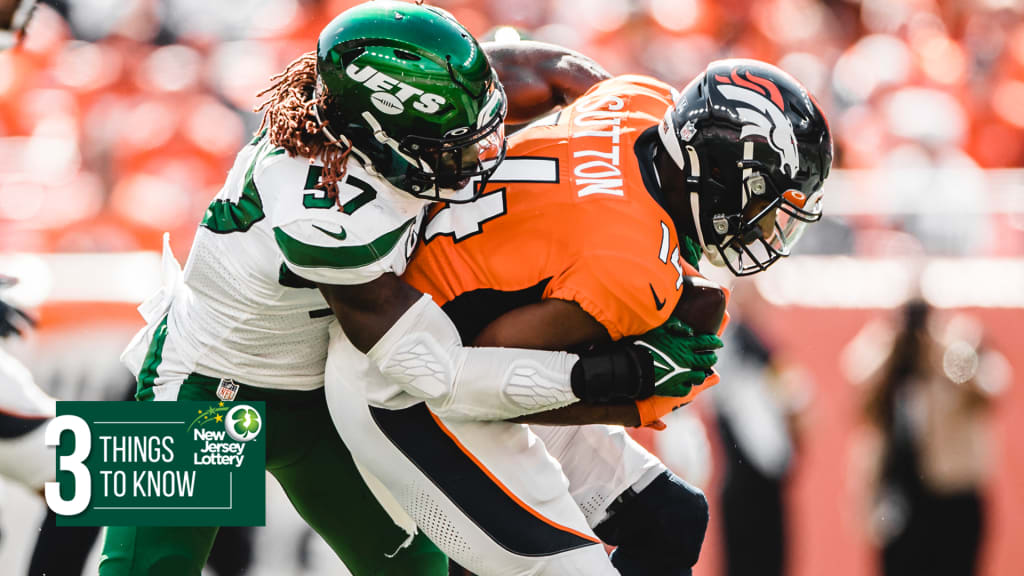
[366, 294, 581, 420]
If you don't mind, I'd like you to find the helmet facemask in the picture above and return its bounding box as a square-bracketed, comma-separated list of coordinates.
[393, 83, 507, 202]
[317, 71, 507, 203]
[703, 163, 824, 275]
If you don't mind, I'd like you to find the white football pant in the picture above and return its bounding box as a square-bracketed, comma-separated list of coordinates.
[325, 330, 666, 576]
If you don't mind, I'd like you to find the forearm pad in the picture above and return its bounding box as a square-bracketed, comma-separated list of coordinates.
[367, 294, 580, 421]
[570, 344, 655, 404]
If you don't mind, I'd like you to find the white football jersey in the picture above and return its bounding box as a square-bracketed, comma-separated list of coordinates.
[0, 345, 56, 490]
[0, 346, 56, 418]
[146, 135, 428, 392]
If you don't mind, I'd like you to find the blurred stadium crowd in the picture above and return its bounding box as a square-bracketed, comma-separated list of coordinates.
[0, 0, 1022, 259]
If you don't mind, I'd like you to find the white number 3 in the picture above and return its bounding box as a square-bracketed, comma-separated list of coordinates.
[44, 415, 92, 516]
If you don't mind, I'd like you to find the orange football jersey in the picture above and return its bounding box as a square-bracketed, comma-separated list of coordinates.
[405, 75, 701, 343]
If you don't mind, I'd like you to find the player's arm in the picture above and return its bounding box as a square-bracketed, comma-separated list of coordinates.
[318, 274, 422, 353]
[475, 274, 728, 427]
[273, 164, 657, 422]
[470, 298, 644, 427]
[318, 275, 657, 421]
[471, 298, 722, 428]
[482, 40, 611, 125]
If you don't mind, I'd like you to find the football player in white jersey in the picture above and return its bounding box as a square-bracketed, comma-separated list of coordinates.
[102, 3, 708, 575]
[0, 276, 54, 494]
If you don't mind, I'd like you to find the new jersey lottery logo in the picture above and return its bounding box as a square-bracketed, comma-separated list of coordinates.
[47, 401, 266, 527]
[225, 405, 262, 442]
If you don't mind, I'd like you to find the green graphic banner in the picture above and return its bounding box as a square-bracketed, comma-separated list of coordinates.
[49, 401, 265, 527]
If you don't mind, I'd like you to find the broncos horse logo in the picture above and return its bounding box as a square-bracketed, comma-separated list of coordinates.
[714, 69, 799, 178]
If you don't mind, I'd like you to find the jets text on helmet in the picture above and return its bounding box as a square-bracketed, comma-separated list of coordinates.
[346, 63, 447, 114]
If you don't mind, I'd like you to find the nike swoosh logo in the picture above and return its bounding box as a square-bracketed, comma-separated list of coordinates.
[650, 283, 666, 311]
[312, 224, 347, 241]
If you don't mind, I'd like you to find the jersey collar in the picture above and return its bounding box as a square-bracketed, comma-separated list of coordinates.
[635, 126, 667, 211]
[635, 126, 704, 268]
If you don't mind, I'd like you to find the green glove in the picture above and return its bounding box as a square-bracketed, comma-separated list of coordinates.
[632, 317, 723, 397]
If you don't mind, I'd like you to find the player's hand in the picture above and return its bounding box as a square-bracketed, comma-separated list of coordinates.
[631, 317, 722, 397]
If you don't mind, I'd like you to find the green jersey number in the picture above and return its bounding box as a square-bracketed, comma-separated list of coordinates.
[280, 166, 384, 289]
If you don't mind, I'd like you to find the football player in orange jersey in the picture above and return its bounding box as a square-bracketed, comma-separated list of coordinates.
[325, 50, 832, 576]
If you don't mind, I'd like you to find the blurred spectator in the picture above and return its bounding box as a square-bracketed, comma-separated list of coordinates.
[0, 275, 54, 493]
[845, 298, 1011, 576]
[0, 276, 98, 576]
[710, 281, 810, 576]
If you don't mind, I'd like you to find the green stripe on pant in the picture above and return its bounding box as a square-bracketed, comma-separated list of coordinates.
[136, 316, 170, 400]
[100, 374, 447, 576]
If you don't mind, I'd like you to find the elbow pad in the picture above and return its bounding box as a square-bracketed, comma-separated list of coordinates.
[366, 294, 580, 421]
[570, 343, 655, 404]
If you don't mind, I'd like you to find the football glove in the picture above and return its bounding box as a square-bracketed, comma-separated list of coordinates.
[631, 317, 722, 398]
[569, 318, 722, 406]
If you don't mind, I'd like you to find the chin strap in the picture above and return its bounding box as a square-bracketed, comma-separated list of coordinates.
[659, 106, 712, 263]
[360, 111, 426, 171]
[682, 144, 708, 255]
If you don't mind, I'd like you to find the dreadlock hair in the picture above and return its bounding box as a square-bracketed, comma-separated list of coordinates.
[254, 51, 351, 200]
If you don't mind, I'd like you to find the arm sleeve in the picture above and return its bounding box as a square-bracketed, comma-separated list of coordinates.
[367, 294, 581, 420]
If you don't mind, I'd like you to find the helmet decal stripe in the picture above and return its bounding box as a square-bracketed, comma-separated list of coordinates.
[690, 192, 707, 252]
[717, 84, 800, 178]
[476, 89, 503, 129]
[745, 71, 785, 111]
[730, 69, 767, 96]
[658, 106, 686, 170]
[685, 145, 701, 177]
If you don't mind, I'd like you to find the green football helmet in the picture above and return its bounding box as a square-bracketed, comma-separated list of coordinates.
[316, 1, 507, 202]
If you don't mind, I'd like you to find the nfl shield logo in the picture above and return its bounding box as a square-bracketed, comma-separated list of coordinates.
[216, 378, 239, 401]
